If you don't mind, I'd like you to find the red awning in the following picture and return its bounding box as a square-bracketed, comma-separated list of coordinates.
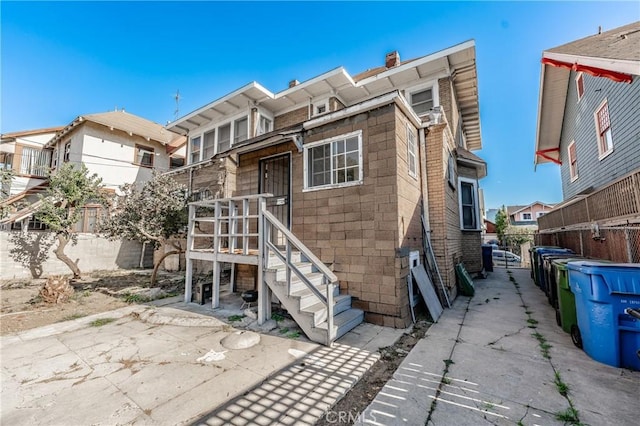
[541, 58, 633, 83]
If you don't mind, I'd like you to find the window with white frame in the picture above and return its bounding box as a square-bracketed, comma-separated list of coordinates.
[189, 136, 201, 164]
[568, 140, 578, 181]
[406, 124, 417, 178]
[537, 211, 546, 218]
[595, 100, 613, 157]
[575, 73, 585, 101]
[458, 177, 479, 230]
[20, 147, 51, 177]
[410, 88, 434, 115]
[217, 123, 231, 153]
[135, 145, 154, 167]
[63, 142, 71, 162]
[233, 117, 248, 144]
[203, 129, 215, 160]
[304, 131, 362, 190]
[522, 213, 532, 220]
[258, 115, 272, 135]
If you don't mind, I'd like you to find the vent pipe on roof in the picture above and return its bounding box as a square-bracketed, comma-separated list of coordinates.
[289, 79, 299, 88]
[385, 51, 400, 68]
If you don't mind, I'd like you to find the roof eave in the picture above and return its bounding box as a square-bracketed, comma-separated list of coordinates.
[543, 51, 640, 76]
[166, 82, 275, 133]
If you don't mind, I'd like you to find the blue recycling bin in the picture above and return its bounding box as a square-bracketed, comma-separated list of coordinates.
[568, 261, 640, 370]
[482, 244, 493, 272]
[533, 247, 574, 292]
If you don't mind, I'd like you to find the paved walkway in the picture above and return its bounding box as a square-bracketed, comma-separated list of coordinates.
[1, 302, 401, 425]
[357, 267, 640, 425]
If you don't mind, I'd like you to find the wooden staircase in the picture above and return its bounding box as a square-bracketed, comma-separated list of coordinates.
[264, 252, 364, 345]
[184, 195, 363, 346]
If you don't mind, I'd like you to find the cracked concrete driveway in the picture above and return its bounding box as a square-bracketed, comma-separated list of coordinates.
[357, 267, 640, 425]
[1, 304, 383, 425]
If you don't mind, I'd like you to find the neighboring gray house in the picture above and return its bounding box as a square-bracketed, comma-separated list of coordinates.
[535, 21, 640, 199]
[535, 22, 640, 262]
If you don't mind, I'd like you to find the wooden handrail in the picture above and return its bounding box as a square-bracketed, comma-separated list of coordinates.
[262, 208, 337, 343]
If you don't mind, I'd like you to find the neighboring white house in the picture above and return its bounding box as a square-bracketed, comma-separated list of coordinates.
[1, 127, 63, 198]
[46, 110, 185, 192]
[0, 111, 186, 279]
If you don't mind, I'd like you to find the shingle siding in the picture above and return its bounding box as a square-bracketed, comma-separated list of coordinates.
[560, 73, 640, 199]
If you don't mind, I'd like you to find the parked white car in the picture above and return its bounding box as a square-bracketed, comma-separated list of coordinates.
[492, 250, 521, 266]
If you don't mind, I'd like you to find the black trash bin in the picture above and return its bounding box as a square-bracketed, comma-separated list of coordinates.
[482, 244, 493, 272]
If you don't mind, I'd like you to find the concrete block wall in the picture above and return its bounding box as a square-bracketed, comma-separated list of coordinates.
[425, 123, 457, 296]
[274, 107, 309, 131]
[0, 231, 151, 279]
[234, 103, 415, 327]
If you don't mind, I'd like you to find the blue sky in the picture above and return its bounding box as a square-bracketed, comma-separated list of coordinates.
[1, 1, 638, 209]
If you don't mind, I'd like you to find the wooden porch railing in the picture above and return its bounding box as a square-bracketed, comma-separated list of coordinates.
[185, 194, 338, 344]
[538, 170, 640, 231]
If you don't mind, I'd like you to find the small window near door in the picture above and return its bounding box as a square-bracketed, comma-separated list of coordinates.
[135, 145, 154, 167]
[304, 131, 362, 190]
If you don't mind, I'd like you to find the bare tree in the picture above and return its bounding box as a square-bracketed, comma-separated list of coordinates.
[100, 173, 188, 285]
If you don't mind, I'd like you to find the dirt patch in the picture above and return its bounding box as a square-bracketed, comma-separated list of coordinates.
[0, 270, 184, 335]
[315, 319, 432, 425]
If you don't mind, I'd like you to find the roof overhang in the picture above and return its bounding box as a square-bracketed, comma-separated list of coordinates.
[456, 148, 487, 179]
[167, 41, 482, 150]
[0, 199, 44, 225]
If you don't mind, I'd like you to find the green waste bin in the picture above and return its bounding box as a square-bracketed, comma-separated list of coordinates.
[554, 258, 610, 347]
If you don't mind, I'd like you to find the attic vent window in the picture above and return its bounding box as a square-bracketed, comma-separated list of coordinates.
[410, 88, 434, 115]
[313, 99, 329, 117]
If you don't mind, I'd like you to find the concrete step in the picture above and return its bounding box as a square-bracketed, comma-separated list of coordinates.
[268, 262, 315, 281]
[299, 294, 353, 327]
[317, 308, 365, 340]
[276, 272, 325, 293]
[267, 251, 303, 268]
[290, 283, 340, 310]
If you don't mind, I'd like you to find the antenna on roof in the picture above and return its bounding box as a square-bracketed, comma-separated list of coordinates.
[173, 90, 181, 121]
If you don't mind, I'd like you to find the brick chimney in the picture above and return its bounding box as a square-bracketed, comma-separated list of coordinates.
[385, 51, 400, 68]
[289, 79, 300, 88]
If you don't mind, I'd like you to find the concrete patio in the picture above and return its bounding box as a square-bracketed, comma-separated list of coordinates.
[1, 297, 402, 426]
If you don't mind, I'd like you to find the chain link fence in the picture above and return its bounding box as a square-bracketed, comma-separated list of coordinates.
[535, 226, 640, 263]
